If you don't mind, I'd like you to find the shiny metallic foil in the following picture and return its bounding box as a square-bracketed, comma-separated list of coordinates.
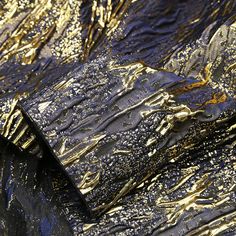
[0, 0, 235, 235]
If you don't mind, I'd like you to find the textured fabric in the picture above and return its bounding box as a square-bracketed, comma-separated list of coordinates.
[0, 0, 235, 235]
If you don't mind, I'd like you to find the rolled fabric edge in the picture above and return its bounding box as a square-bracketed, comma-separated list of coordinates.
[19, 104, 93, 217]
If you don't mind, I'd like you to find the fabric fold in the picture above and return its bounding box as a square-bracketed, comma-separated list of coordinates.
[0, 0, 235, 234]
[20, 49, 236, 215]
[0, 60, 76, 157]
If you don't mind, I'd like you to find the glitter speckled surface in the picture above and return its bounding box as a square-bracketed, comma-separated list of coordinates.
[0, 0, 235, 235]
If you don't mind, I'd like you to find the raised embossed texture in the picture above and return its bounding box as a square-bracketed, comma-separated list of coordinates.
[0, 0, 235, 235]
[22, 17, 236, 214]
